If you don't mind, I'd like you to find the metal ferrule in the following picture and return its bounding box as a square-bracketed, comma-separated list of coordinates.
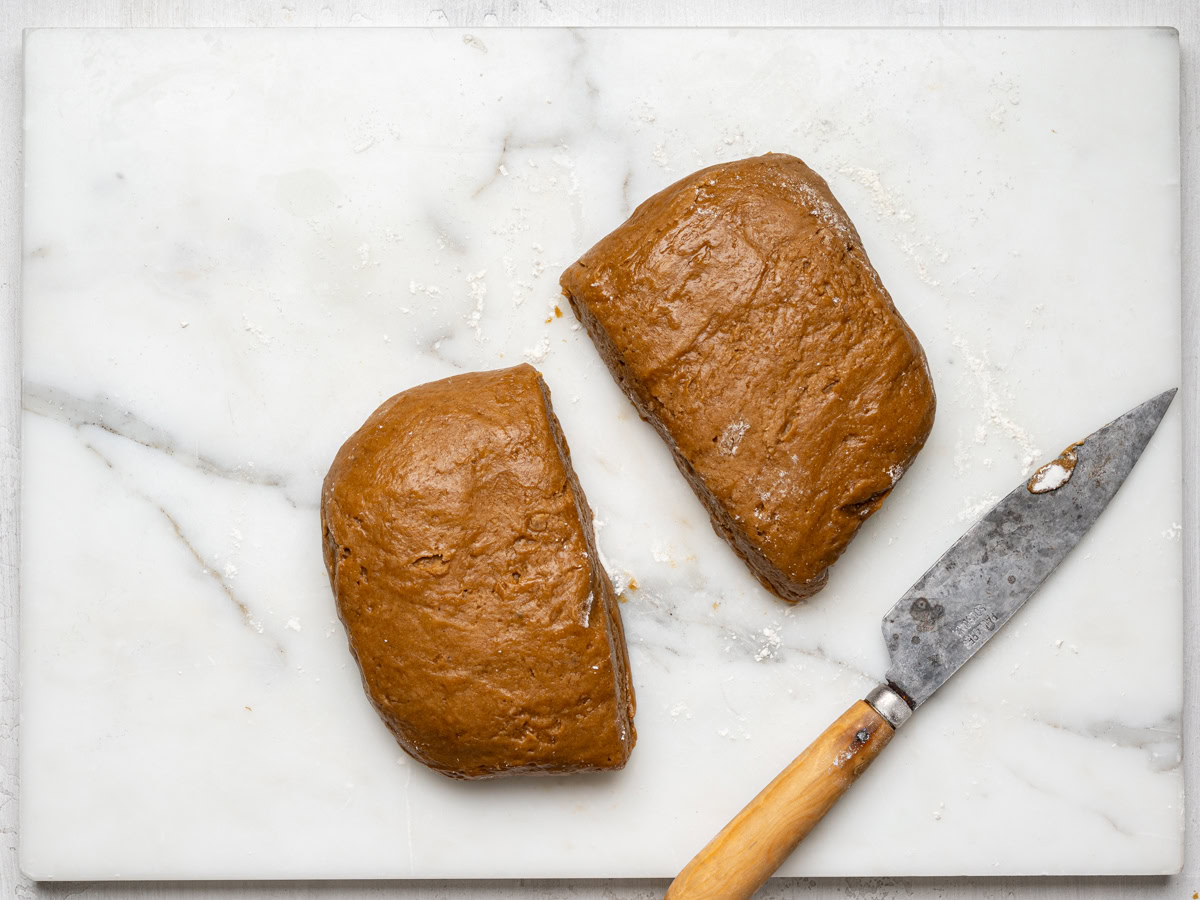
[865, 683, 913, 729]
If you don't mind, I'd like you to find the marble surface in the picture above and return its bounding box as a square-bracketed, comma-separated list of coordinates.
[19, 27, 1182, 880]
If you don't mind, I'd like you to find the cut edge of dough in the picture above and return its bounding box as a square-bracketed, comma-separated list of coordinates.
[532, 368, 638, 764]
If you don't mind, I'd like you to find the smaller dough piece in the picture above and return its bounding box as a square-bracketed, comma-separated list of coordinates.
[321, 364, 636, 779]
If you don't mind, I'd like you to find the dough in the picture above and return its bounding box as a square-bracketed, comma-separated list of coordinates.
[321, 364, 636, 778]
[559, 153, 936, 602]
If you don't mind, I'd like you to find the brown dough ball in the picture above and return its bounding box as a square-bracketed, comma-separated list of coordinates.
[321, 364, 636, 778]
[560, 153, 936, 602]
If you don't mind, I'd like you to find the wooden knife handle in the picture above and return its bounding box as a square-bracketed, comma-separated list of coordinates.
[666, 700, 895, 900]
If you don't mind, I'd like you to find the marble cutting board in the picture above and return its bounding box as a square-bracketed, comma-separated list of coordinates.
[20, 27, 1183, 879]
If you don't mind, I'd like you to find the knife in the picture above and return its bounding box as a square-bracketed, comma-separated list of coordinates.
[666, 388, 1177, 900]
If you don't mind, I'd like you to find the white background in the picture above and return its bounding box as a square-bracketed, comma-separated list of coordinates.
[1, 2, 1196, 899]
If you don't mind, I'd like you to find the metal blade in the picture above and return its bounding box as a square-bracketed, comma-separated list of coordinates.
[882, 388, 1176, 709]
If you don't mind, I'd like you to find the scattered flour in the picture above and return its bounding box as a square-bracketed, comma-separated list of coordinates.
[718, 421, 750, 456]
[408, 280, 442, 299]
[1162, 522, 1182, 539]
[652, 143, 669, 168]
[958, 493, 1000, 523]
[550, 151, 582, 198]
[785, 178, 852, 241]
[286, 617, 302, 632]
[608, 567, 633, 596]
[753, 626, 783, 662]
[838, 166, 912, 224]
[354, 242, 372, 269]
[501, 255, 533, 307]
[464, 270, 488, 342]
[510, 281, 533, 307]
[951, 335, 1042, 473]
[241, 315, 272, 346]
[669, 703, 693, 720]
[462, 34, 488, 53]
[716, 724, 754, 741]
[522, 335, 551, 364]
[988, 77, 1022, 128]
[836, 164, 948, 287]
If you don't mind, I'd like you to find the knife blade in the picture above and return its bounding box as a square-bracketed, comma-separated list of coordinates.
[666, 388, 1176, 900]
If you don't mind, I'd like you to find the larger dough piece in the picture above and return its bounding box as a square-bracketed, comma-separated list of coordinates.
[560, 153, 936, 602]
[321, 364, 636, 778]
